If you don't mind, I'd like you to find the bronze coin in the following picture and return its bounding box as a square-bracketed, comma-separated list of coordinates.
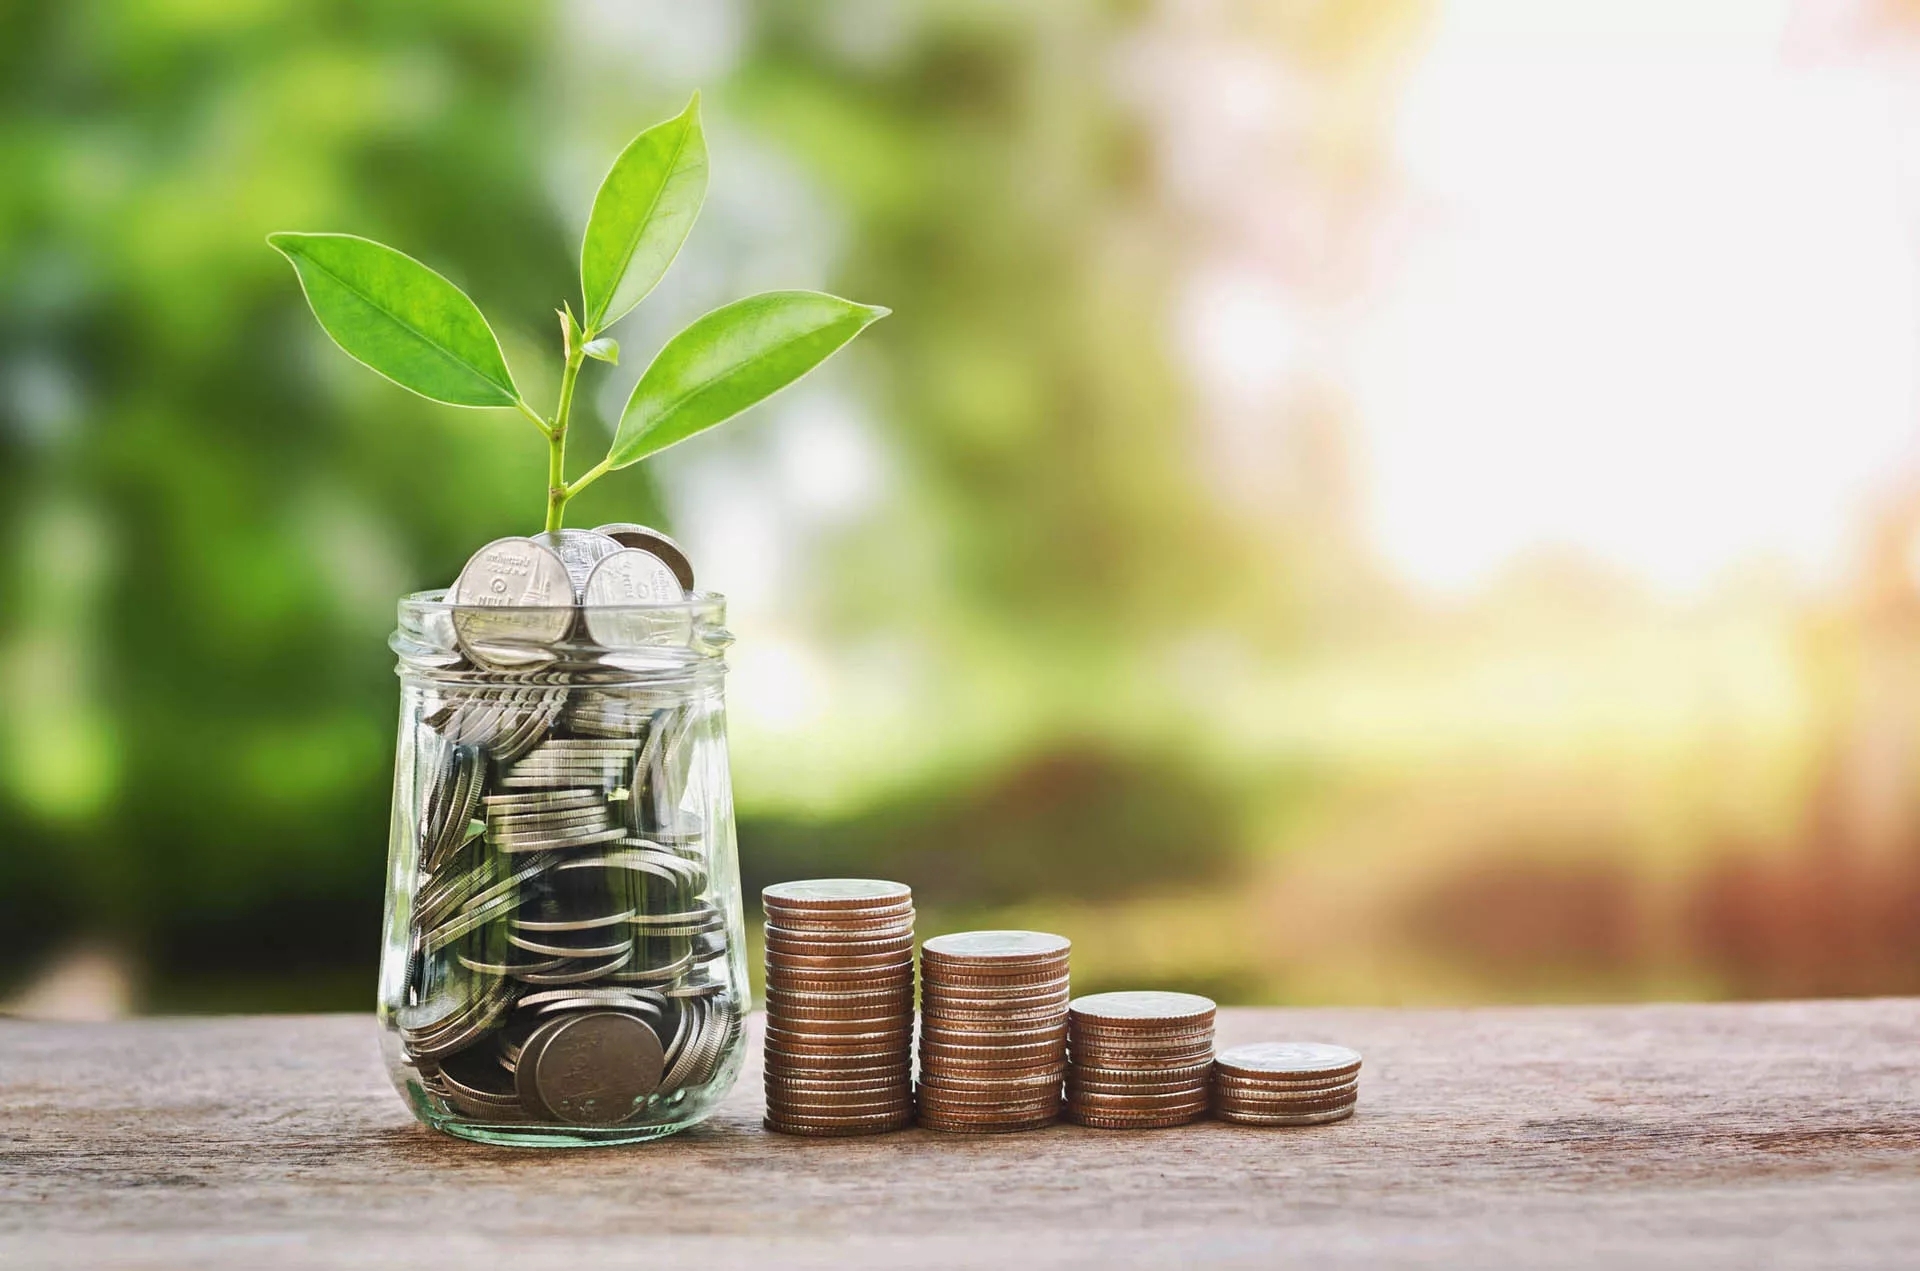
[1068, 1090, 1208, 1108]
[764, 925, 913, 944]
[1068, 1057, 1214, 1082]
[916, 1085, 1061, 1111]
[1213, 1075, 1359, 1102]
[1215, 1102, 1356, 1127]
[916, 1115, 1057, 1135]
[920, 1020, 1066, 1044]
[766, 1107, 916, 1128]
[763, 1115, 913, 1137]
[764, 1013, 913, 1036]
[764, 999, 914, 1020]
[766, 933, 917, 958]
[764, 1060, 912, 1082]
[765, 1091, 915, 1114]
[1064, 1106, 1209, 1130]
[920, 1034, 1067, 1057]
[1070, 1076, 1212, 1098]
[764, 982, 915, 1004]
[922, 978, 1071, 999]
[763, 1044, 912, 1066]
[764, 975, 913, 998]
[1214, 1088, 1358, 1115]
[766, 1074, 914, 1095]
[1213, 1042, 1362, 1081]
[913, 975, 1067, 998]
[920, 1008, 1069, 1031]
[1069, 1050, 1215, 1072]
[920, 1056, 1066, 1080]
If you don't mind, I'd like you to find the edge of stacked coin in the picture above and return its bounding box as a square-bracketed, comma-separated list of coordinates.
[761, 879, 916, 1136]
[916, 931, 1071, 1133]
[1212, 1042, 1361, 1126]
[1065, 991, 1216, 1129]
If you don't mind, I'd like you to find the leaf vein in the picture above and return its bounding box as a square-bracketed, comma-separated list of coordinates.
[295, 252, 507, 399]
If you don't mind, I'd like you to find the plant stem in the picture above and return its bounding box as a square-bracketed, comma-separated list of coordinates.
[565, 456, 613, 500]
[544, 333, 587, 532]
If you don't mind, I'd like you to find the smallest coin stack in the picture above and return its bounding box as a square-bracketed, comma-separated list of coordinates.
[1065, 991, 1216, 1129]
[1212, 1042, 1361, 1126]
[916, 931, 1071, 1133]
[761, 879, 916, 1136]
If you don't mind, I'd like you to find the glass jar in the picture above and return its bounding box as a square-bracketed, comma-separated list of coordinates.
[376, 589, 747, 1146]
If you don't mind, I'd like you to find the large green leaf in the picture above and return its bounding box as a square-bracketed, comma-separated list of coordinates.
[608, 291, 888, 469]
[579, 95, 708, 332]
[267, 232, 519, 408]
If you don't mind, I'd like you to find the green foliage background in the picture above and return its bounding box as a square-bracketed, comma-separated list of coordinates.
[0, 0, 1254, 1007]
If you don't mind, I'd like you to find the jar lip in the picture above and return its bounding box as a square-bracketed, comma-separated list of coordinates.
[399, 588, 727, 616]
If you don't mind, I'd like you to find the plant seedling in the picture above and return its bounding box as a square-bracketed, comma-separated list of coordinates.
[270, 93, 888, 531]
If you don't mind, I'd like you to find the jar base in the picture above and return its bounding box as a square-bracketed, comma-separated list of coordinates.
[420, 1110, 714, 1148]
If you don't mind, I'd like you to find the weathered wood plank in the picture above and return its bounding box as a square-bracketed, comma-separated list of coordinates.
[2, 1000, 1917, 1268]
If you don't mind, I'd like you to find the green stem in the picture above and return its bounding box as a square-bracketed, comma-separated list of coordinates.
[564, 456, 613, 500]
[544, 335, 587, 532]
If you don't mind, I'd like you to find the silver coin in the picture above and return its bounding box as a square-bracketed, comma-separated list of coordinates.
[483, 789, 607, 812]
[1213, 1041, 1362, 1080]
[518, 986, 668, 1013]
[422, 889, 519, 953]
[509, 906, 636, 934]
[581, 549, 689, 649]
[449, 537, 576, 666]
[492, 826, 627, 854]
[506, 928, 633, 960]
[511, 948, 635, 985]
[592, 523, 696, 592]
[530, 528, 625, 598]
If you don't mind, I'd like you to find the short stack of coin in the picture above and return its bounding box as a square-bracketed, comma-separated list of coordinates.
[761, 879, 916, 1136]
[915, 931, 1071, 1133]
[1212, 1042, 1361, 1126]
[1064, 991, 1216, 1129]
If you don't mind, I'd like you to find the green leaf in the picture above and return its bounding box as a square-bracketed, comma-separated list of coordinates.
[608, 290, 888, 469]
[582, 337, 619, 365]
[268, 232, 519, 408]
[579, 94, 708, 332]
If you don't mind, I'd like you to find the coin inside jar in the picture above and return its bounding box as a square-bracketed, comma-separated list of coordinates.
[527, 1010, 665, 1125]
[592, 523, 697, 592]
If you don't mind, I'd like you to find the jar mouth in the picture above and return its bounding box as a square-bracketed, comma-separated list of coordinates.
[394, 589, 731, 680]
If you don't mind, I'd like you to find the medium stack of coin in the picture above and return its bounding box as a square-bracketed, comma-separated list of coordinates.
[761, 879, 916, 1136]
[1064, 990, 1216, 1129]
[1212, 1042, 1361, 1126]
[914, 931, 1070, 1133]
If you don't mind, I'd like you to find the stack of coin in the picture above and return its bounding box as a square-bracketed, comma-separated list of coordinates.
[915, 931, 1070, 1133]
[1212, 1042, 1361, 1126]
[761, 879, 916, 1136]
[1064, 991, 1216, 1129]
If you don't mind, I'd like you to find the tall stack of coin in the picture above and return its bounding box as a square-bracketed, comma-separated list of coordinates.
[1064, 991, 1216, 1129]
[915, 931, 1071, 1133]
[761, 879, 916, 1136]
[1212, 1042, 1361, 1126]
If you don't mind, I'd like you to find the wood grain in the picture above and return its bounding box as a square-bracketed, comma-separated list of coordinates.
[3, 1000, 1917, 1268]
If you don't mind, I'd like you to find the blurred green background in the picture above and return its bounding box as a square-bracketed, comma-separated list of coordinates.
[4, 0, 1919, 1016]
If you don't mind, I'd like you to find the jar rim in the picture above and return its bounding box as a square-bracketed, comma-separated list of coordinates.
[393, 589, 732, 680]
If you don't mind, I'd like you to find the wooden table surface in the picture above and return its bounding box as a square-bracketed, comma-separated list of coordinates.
[3, 999, 1917, 1269]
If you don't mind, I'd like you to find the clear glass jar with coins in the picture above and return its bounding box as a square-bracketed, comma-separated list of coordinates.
[377, 527, 749, 1146]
